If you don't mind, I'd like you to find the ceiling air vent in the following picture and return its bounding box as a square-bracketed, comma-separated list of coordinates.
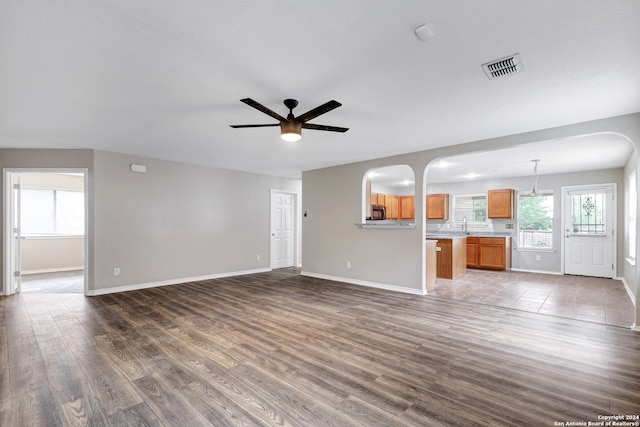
[482, 53, 524, 80]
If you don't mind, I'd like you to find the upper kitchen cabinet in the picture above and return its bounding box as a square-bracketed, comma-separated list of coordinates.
[426, 193, 449, 220]
[400, 195, 415, 220]
[487, 189, 514, 219]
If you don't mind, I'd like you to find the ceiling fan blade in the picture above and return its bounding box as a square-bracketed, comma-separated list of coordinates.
[296, 100, 342, 123]
[301, 123, 349, 133]
[229, 124, 280, 128]
[240, 98, 286, 122]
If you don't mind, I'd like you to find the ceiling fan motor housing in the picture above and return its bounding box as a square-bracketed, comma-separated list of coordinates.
[281, 120, 301, 134]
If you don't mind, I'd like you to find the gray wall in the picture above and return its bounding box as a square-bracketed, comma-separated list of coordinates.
[1, 149, 301, 294]
[426, 168, 624, 274]
[302, 113, 640, 326]
[92, 151, 301, 292]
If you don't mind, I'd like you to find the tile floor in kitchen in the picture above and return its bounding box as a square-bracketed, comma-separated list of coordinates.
[429, 269, 635, 328]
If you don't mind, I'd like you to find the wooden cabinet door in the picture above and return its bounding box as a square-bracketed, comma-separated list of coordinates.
[371, 193, 378, 205]
[488, 189, 514, 219]
[400, 196, 415, 220]
[466, 237, 479, 268]
[478, 239, 506, 270]
[377, 194, 385, 206]
[426, 194, 449, 220]
[385, 195, 399, 219]
[436, 239, 452, 278]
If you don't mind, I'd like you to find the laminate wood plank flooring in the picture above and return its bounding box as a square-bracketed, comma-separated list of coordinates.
[1, 268, 639, 426]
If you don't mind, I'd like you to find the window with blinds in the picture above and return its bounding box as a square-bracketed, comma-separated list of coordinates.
[21, 188, 85, 236]
[452, 194, 487, 224]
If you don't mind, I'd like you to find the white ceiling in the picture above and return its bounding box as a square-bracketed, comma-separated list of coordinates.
[370, 133, 634, 187]
[1, 1, 639, 178]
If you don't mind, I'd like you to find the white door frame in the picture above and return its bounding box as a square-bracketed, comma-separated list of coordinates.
[3, 168, 89, 296]
[270, 189, 300, 269]
[560, 183, 617, 277]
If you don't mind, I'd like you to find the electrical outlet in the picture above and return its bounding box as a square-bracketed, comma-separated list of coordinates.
[256, 255, 261, 261]
[535, 255, 541, 261]
[346, 261, 352, 269]
[113, 267, 120, 276]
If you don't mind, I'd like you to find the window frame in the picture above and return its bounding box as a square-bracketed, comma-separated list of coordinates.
[451, 193, 488, 226]
[21, 187, 85, 237]
[516, 190, 554, 251]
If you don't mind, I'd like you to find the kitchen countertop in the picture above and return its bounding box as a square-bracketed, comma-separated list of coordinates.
[425, 231, 511, 239]
[425, 234, 468, 240]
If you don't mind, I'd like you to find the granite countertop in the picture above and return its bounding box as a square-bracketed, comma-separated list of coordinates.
[424, 234, 468, 240]
[358, 220, 416, 229]
[425, 231, 511, 239]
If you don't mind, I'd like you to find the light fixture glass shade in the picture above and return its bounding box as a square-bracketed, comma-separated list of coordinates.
[280, 121, 302, 142]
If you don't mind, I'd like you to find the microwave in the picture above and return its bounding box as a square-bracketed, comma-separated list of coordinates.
[372, 204, 386, 220]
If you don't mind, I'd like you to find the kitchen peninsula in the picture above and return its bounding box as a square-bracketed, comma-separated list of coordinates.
[426, 235, 467, 279]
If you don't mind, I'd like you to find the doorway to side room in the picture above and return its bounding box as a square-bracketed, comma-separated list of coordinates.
[4, 170, 88, 295]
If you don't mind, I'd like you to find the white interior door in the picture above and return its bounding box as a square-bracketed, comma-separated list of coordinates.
[563, 185, 615, 278]
[271, 192, 294, 269]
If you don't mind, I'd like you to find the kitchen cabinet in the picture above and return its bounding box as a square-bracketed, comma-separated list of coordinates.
[466, 237, 511, 271]
[466, 237, 480, 268]
[372, 193, 414, 220]
[426, 194, 449, 220]
[372, 193, 385, 206]
[488, 189, 514, 219]
[400, 196, 415, 220]
[435, 237, 467, 279]
[385, 195, 399, 219]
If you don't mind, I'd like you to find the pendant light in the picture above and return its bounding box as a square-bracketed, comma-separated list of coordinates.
[529, 159, 541, 197]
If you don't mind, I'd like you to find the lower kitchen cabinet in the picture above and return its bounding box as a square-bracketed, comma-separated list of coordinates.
[436, 237, 467, 279]
[466, 238, 479, 268]
[466, 237, 511, 271]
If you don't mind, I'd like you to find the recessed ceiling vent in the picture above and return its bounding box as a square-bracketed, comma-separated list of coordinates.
[482, 53, 524, 80]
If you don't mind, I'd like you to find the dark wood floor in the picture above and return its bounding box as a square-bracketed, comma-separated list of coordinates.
[1, 268, 639, 426]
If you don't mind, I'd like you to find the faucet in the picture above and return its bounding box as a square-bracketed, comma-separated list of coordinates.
[462, 216, 468, 234]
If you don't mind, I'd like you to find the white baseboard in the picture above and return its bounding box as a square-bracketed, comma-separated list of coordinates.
[616, 276, 636, 307]
[510, 268, 563, 275]
[22, 266, 84, 275]
[86, 268, 272, 296]
[632, 324, 640, 332]
[300, 271, 425, 295]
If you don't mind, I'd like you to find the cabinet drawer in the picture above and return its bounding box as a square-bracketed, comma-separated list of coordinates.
[479, 238, 505, 246]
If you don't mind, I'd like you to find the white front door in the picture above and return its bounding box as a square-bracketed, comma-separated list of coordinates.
[563, 185, 615, 278]
[271, 192, 294, 269]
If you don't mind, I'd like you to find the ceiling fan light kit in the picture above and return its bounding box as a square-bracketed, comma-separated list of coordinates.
[230, 98, 348, 142]
[280, 120, 302, 142]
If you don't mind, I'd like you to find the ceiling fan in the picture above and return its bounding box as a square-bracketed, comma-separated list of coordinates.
[230, 98, 349, 142]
